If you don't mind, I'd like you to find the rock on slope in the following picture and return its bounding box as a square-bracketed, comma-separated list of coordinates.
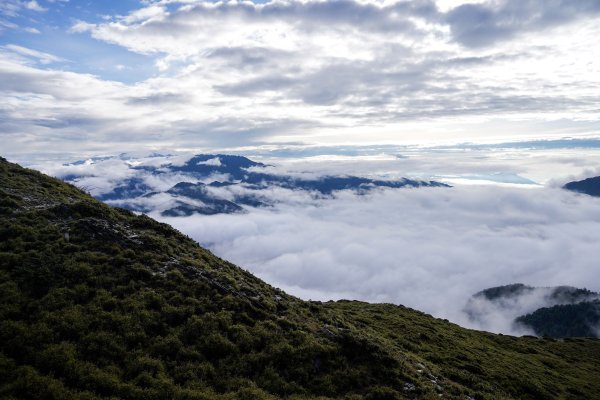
[1, 157, 600, 400]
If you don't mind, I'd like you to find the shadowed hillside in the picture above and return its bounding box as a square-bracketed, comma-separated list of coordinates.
[564, 176, 600, 197]
[516, 301, 600, 338]
[1, 157, 600, 400]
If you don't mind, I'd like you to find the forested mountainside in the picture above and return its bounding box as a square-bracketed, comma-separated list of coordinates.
[465, 284, 600, 338]
[516, 301, 600, 338]
[2, 157, 600, 400]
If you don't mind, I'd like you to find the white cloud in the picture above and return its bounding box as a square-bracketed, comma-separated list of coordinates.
[25, 0, 46, 12]
[69, 20, 95, 33]
[1, 0, 600, 159]
[121, 4, 168, 24]
[0, 18, 18, 31]
[3, 44, 64, 64]
[197, 156, 221, 166]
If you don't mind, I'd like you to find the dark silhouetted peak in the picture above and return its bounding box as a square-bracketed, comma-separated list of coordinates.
[169, 154, 266, 178]
[564, 176, 600, 197]
[474, 283, 534, 300]
[516, 301, 600, 338]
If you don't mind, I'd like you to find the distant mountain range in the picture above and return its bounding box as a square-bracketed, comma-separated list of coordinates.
[465, 283, 600, 338]
[564, 176, 600, 197]
[58, 154, 449, 216]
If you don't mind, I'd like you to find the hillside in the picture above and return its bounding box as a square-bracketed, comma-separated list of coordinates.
[516, 301, 600, 338]
[1, 157, 600, 400]
[464, 284, 600, 337]
[564, 176, 600, 197]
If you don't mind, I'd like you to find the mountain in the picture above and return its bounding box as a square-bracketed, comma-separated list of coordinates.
[161, 182, 244, 216]
[472, 283, 598, 304]
[59, 154, 449, 216]
[472, 283, 535, 301]
[465, 284, 600, 338]
[2, 157, 600, 399]
[563, 176, 600, 197]
[516, 301, 600, 338]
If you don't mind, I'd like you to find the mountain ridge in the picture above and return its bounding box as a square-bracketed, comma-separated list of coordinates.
[57, 154, 449, 216]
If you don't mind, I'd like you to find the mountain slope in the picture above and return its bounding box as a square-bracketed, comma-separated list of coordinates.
[564, 176, 600, 197]
[1, 157, 600, 400]
[516, 301, 600, 338]
[464, 284, 600, 337]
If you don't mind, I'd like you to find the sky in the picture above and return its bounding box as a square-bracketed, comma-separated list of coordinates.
[1, 0, 600, 162]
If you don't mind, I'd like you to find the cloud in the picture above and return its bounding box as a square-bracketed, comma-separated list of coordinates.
[0, 0, 46, 16]
[77, 1, 435, 55]
[0, 19, 18, 31]
[23, 26, 40, 33]
[2, 1, 600, 159]
[446, 0, 600, 48]
[3, 44, 64, 64]
[24, 0, 46, 12]
[125, 92, 191, 106]
[158, 184, 600, 335]
[0, 1, 26, 17]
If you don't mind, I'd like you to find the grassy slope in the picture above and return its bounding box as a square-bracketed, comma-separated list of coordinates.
[1, 157, 599, 400]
